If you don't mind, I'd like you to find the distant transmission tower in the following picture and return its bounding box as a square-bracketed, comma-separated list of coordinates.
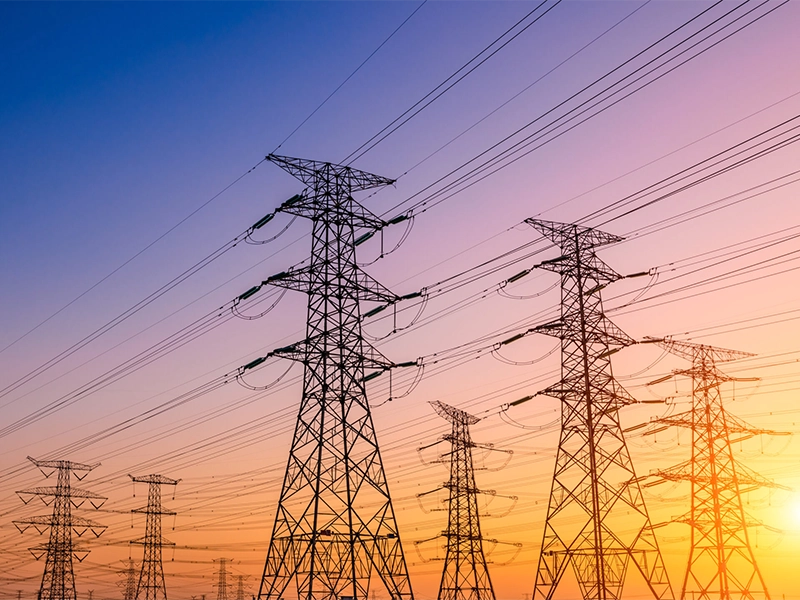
[130, 474, 180, 600]
[236, 576, 247, 600]
[14, 457, 107, 600]
[256, 154, 413, 600]
[644, 338, 787, 600]
[119, 559, 139, 600]
[417, 401, 515, 600]
[215, 559, 229, 600]
[526, 219, 672, 600]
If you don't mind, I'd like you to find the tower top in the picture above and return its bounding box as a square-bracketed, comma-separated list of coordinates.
[266, 154, 395, 191]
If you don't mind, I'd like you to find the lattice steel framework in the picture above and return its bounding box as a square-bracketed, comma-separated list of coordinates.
[646, 339, 783, 600]
[430, 401, 496, 600]
[216, 559, 229, 600]
[258, 154, 413, 600]
[14, 457, 107, 600]
[526, 219, 672, 600]
[130, 474, 179, 600]
[119, 559, 139, 600]
[236, 576, 246, 600]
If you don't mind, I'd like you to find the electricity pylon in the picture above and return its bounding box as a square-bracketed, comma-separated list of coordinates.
[644, 338, 787, 600]
[119, 559, 139, 600]
[216, 559, 229, 600]
[14, 457, 107, 600]
[236, 576, 246, 600]
[257, 155, 413, 600]
[526, 219, 672, 600]
[417, 401, 507, 600]
[129, 474, 179, 600]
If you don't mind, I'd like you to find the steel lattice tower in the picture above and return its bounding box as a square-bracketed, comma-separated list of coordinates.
[120, 559, 139, 600]
[526, 219, 672, 600]
[130, 474, 180, 600]
[216, 559, 229, 600]
[645, 339, 783, 600]
[236, 576, 246, 600]
[258, 154, 412, 600]
[14, 457, 107, 600]
[430, 401, 496, 600]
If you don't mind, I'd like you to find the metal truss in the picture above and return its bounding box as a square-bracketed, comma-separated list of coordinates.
[423, 402, 497, 600]
[15, 457, 107, 600]
[645, 339, 786, 600]
[526, 219, 672, 600]
[130, 474, 180, 600]
[119, 559, 138, 600]
[258, 154, 412, 600]
[217, 558, 229, 600]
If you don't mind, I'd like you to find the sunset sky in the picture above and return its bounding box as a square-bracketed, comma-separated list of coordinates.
[2, 1, 800, 599]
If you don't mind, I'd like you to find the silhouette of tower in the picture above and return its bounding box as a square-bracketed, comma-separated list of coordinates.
[216, 559, 229, 600]
[428, 401, 497, 600]
[236, 576, 246, 600]
[256, 154, 413, 600]
[644, 339, 786, 600]
[119, 559, 139, 600]
[526, 219, 672, 600]
[14, 457, 107, 600]
[130, 474, 180, 600]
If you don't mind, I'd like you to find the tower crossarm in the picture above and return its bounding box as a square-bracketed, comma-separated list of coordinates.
[534, 314, 636, 348]
[644, 337, 755, 364]
[651, 461, 786, 491]
[132, 507, 177, 516]
[526, 219, 624, 250]
[264, 333, 395, 371]
[267, 153, 395, 192]
[430, 401, 481, 426]
[130, 535, 176, 547]
[14, 514, 107, 533]
[129, 474, 180, 486]
[26, 456, 99, 473]
[264, 264, 397, 303]
[16, 486, 107, 508]
[649, 408, 789, 439]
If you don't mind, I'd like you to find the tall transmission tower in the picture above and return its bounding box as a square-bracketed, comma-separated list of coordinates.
[526, 219, 672, 600]
[14, 457, 107, 600]
[236, 576, 246, 600]
[644, 338, 787, 600]
[417, 401, 510, 600]
[216, 559, 229, 600]
[257, 154, 413, 600]
[119, 559, 139, 600]
[129, 474, 180, 600]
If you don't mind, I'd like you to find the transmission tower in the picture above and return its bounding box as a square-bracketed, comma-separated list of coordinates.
[418, 401, 511, 600]
[14, 457, 107, 600]
[236, 576, 246, 600]
[216, 559, 229, 600]
[644, 338, 787, 600]
[257, 154, 412, 600]
[119, 559, 139, 600]
[129, 474, 180, 600]
[525, 219, 672, 600]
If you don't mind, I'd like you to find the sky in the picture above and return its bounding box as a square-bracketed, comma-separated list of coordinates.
[2, 1, 800, 599]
